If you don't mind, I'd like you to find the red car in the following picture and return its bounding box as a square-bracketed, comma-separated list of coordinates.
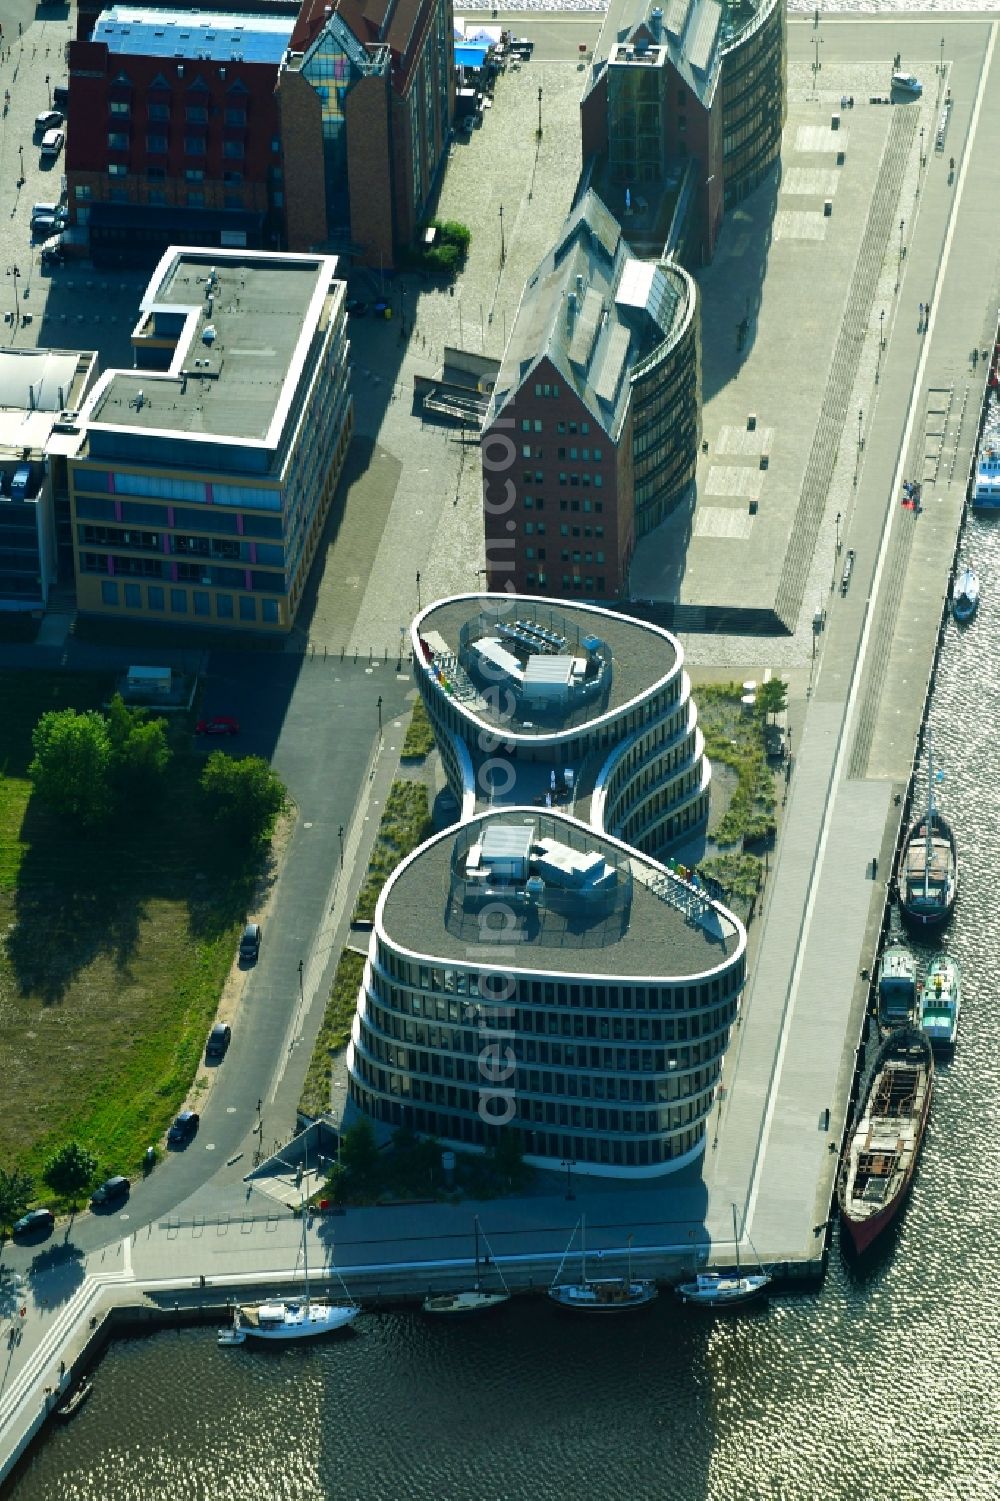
[196, 715, 240, 736]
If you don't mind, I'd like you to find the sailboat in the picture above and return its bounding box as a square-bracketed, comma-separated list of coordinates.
[220, 1199, 359, 1345]
[548, 1216, 657, 1311]
[898, 735, 958, 931]
[423, 1216, 511, 1314]
[675, 1204, 771, 1309]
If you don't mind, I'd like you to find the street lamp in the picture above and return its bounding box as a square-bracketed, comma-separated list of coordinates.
[416, 570, 421, 611]
[561, 1158, 576, 1200]
[377, 694, 383, 738]
[298, 958, 304, 1005]
[919, 126, 925, 167]
[854, 407, 864, 487]
[880, 307, 885, 350]
[17, 145, 24, 186]
[499, 203, 506, 267]
[939, 36, 945, 75]
[812, 34, 823, 92]
[896, 219, 905, 292]
[6, 265, 21, 327]
[338, 823, 344, 870]
[537, 84, 543, 136]
[831, 510, 842, 591]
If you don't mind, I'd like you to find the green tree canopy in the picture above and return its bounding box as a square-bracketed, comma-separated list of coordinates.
[339, 1119, 379, 1181]
[0, 1167, 35, 1232]
[29, 709, 112, 826]
[200, 752, 286, 845]
[756, 678, 788, 721]
[106, 694, 171, 792]
[43, 1141, 97, 1205]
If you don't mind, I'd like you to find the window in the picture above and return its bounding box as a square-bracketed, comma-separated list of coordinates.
[223, 170, 243, 186]
[148, 102, 169, 121]
[224, 193, 243, 210]
[525, 548, 534, 560]
[185, 168, 204, 182]
[522, 445, 531, 459]
[110, 101, 129, 116]
[193, 591, 210, 617]
[147, 165, 166, 180]
[184, 135, 206, 155]
[224, 140, 245, 159]
[524, 522, 534, 535]
[593, 447, 602, 461]
[225, 108, 246, 126]
[216, 593, 234, 619]
[262, 599, 279, 624]
[108, 163, 127, 177]
[557, 422, 566, 434]
[124, 583, 141, 608]
[185, 106, 208, 123]
[523, 496, 534, 509]
[534, 384, 542, 397]
[148, 190, 166, 205]
[521, 419, 531, 432]
[147, 585, 164, 611]
[186, 191, 204, 207]
[146, 134, 167, 153]
[594, 474, 603, 488]
[107, 132, 128, 150]
[75, 184, 91, 200]
[101, 581, 119, 606]
[581, 422, 589, 434]
[170, 589, 187, 613]
[270, 137, 281, 153]
[239, 596, 256, 621]
[534, 420, 542, 433]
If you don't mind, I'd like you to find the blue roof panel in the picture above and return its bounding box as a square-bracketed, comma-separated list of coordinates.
[93, 7, 294, 64]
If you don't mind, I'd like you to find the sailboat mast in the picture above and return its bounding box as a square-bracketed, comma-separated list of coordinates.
[924, 732, 934, 902]
[301, 1193, 310, 1311]
[474, 1216, 481, 1290]
[581, 1214, 587, 1286]
[732, 1203, 741, 1280]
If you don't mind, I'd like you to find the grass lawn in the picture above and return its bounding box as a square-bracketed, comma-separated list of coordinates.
[0, 670, 265, 1196]
[298, 949, 365, 1120]
[352, 779, 433, 924]
[400, 699, 435, 760]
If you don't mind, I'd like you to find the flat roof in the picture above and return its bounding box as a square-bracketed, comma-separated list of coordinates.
[415, 594, 679, 739]
[93, 7, 295, 63]
[381, 810, 742, 979]
[83, 248, 337, 449]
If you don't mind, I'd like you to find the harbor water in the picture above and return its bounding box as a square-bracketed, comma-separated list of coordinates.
[8, 470, 1000, 1496]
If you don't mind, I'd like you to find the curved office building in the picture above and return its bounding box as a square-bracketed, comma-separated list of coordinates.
[720, 0, 786, 209]
[345, 595, 745, 1177]
[411, 594, 710, 854]
[348, 807, 746, 1176]
[631, 261, 700, 537]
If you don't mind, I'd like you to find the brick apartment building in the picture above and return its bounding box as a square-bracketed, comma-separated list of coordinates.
[67, 1, 453, 268]
[481, 192, 699, 602]
[581, 0, 785, 265]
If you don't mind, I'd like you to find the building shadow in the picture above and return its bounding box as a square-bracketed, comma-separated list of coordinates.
[697, 165, 781, 405]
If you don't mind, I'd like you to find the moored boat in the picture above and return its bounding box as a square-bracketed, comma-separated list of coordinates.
[898, 737, 957, 931]
[919, 953, 961, 1050]
[675, 1204, 771, 1310]
[548, 1218, 657, 1312]
[55, 1378, 94, 1420]
[952, 566, 979, 623]
[877, 941, 917, 1036]
[837, 1027, 934, 1256]
[424, 1217, 510, 1315]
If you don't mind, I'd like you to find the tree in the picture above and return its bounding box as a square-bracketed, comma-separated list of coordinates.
[756, 678, 788, 722]
[489, 1129, 525, 1188]
[200, 752, 286, 844]
[43, 1141, 97, 1206]
[29, 710, 112, 826]
[339, 1119, 380, 1183]
[106, 693, 171, 793]
[0, 1168, 35, 1233]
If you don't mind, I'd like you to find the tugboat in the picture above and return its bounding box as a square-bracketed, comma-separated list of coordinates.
[877, 941, 918, 1036]
[548, 1218, 657, 1312]
[952, 566, 980, 623]
[838, 1027, 934, 1256]
[898, 736, 958, 931]
[919, 953, 961, 1051]
[675, 1204, 771, 1310]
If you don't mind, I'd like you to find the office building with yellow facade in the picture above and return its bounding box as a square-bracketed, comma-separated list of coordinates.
[69, 245, 351, 632]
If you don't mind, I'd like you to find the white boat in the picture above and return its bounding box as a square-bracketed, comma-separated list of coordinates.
[973, 444, 1000, 508]
[919, 953, 961, 1050]
[676, 1205, 771, 1310]
[224, 1189, 359, 1345]
[548, 1217, 657, 1312]
[877, 941, 917, 1036]
[952, 566, 979, 623]
[423, 1217, 510, 1314]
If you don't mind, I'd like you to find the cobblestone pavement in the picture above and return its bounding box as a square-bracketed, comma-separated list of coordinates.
[302, 61, 585, 655]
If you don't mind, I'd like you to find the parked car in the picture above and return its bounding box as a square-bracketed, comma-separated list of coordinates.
[167, 1110, 200, 1146]
[40, 235, 65, 269]
[195, 715, 239, 736]
[13, 1208, 54, 1238]
[31, 201, 66, 230]
[891, 72, 923, 96]
[90, 1175, 130, 1207]
[40, 128, 65, 160]
[34, 110, 64, 133]
[346, 297, 368, 317]
[206, 1022, 232, 1061]
[52, 84, 70, 109]
[239, 922, 261, 963]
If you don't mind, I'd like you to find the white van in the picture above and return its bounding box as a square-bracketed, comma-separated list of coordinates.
[40, 128, 65, 159]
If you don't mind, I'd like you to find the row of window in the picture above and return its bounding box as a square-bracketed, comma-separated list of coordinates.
[110, 105, 248, 125]
[73, 471, 281, 511]
[110, 135, 251, 158]
[349, 1080, 706, 1166]
[75, 493, 283, 538]
[80, 553, 282, 592]
[95, 578, 281, 622]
